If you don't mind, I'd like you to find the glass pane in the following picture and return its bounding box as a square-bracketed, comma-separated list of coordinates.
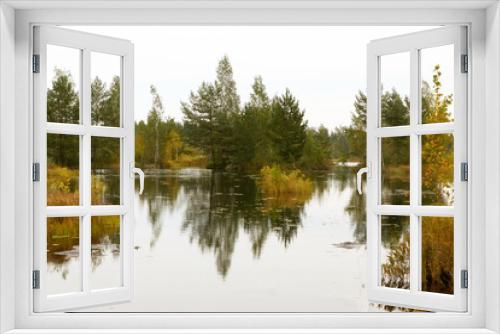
[91, 52, 121, 127]
[422, 134, 454, 206]
[421, 45, 454, 124]
[47, 134, 80, 206]
[380, 52, 410, 127]
[46, 217, 81, 295]
[46, 45, 81, 124]
[380, 215, 410, 289]
[91, 137, 120, 205]
[421, 217, 454, 294]
[381, 136, 410, 205]
[91, 216, 121, 289]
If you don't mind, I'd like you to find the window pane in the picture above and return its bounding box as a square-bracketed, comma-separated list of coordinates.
[46, 45, 81, 124]
[421, 217, 454, 294]
[380, 215, 410, 289]
[47, 134, 80, 206]
[422, 134, 454, 206]
[380, 52, 410, 127]
[46, 217, 81, 295]
[91, 216, 121, 289]
[91, 52, 121, 127]
[381, 136, 410, 205]
[421, 45, 454, 124]
[91, 137, 120, 205]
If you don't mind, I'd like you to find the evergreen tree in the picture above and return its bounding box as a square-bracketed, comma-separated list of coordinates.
[91, 76, 120, 127]
[269, 89, 308, 166]
[91, 77, 107, 126]
[232, 76, 273, 171]
[182, 82, 224, 169]
[103, 76, 121, 127]
[381, 88, 410, 127]
[352, 90, 367, 130]
[331, 126, 351, 163]
[47, 69, 80, 124]
[182, 56, 241, 170]
[349, 90, 368, 164]
[47, 69, 80, 168]
[215, 56, 241, 169]
[216, 55, 240, 115]
[300, 126, 333, 170]
[248, 75, 270, 109]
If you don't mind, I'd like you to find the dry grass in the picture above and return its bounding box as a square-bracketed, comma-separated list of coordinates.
[258, 165, 314, 207]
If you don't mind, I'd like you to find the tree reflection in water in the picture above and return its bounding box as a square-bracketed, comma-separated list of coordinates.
[180, 171, 306, 277]
[46, 163, 448, 309]
[141, 173, 182, 248]
[332, 166, 366, 244]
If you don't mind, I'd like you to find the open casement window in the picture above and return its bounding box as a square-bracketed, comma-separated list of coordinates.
[364, 26, 468, 312]
[33, 26, 139, 312]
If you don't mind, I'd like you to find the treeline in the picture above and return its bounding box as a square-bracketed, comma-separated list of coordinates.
[331, 66, 452, 167]
[330, 89, 412, 165]
[136, 56, 335, 172]
[48, 58, 452, 179]
[47, 69, 121, 170]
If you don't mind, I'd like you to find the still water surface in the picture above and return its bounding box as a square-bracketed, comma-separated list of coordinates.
[53, 167, 395, 312]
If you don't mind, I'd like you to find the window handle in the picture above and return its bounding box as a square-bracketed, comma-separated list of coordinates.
[356, 163, 371, 195]
[130, 163, 145, 195]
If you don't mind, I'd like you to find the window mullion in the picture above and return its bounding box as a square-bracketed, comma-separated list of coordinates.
[409, 48, 421, 292]
[81, 48, 91, 294]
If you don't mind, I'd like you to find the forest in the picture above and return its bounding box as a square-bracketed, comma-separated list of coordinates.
[134, 56, 335, 174]
[48, 55, 452, 179]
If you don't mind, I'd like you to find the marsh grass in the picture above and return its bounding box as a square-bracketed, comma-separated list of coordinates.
[47, 164, 79, 206]
[258, 165, 314, 207]
[47, 165, 121, 271]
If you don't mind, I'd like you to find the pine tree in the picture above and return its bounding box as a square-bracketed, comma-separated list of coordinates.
[269, 89, 308, 166]
[216, 55, 240, 115]
[300, 126, 334, 170]
[230, 76, 274, 171]
[349, 90, 368, 164]
[248, 75, 269, 109]
[331, 126, 351, 163]
[182, 56, 242, 171]
[47, 69, 80, 124]
[91, 75, 120, 128]
[381, 88, 410, 127]
[91, 77, 107, 126]
[215, 56, 241, 169]
[103, 76, 121, 127]
[182, 82, 223, 169]
[47, 69, 80, 168]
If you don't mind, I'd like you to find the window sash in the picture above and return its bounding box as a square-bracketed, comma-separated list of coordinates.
[366, 26, 468, 312]
[32, 25, 135, 312]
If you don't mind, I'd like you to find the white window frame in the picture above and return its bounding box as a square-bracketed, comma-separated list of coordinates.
[32, 26, 135, 312]
[0, 1, 499, 333]
[366, 26, 468, 312]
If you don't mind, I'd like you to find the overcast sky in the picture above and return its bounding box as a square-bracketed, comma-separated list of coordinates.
[56, 26, 452, 130]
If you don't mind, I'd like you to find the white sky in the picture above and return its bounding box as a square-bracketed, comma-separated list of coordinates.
[54, 26, 453, 130]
